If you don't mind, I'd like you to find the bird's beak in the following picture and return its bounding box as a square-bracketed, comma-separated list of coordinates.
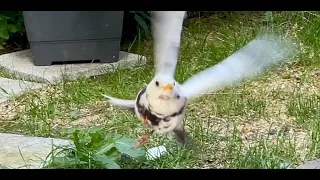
[162, 84, 173, 91]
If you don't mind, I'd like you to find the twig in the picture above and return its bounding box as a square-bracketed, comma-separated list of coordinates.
[13, 41, 22, 51]
[203, 92, 242, 95]
[0, 119, 16, 122]
[208, 115, 229, 122]
[0, 97, 25, 116]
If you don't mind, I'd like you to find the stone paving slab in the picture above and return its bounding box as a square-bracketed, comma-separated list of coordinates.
[0, 77, 45, 103]
[0, 133, 72, 169]
[295, 159, 320, 169]
[0, 50, 147, 84]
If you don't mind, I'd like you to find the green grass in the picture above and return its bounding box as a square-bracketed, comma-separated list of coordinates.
[1, 11, 320, 169]
[0, 66, 17, 79]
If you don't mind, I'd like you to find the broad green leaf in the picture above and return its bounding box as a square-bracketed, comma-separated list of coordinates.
[0, 43, 4, 49]
[95, 154, 120, 169]
[87, 131, 105, 149]
[71, 130, 81, 150]
[97, 134, 145, 158]
[96, 137, 115, 154]
[113, 135, 146, 158]
[104, 147, 118, 158]
[134, 14, 150, 35]
[17, 17, 24, 24]
[0, 18, 9, 39]
[0, 11, 16, 20]
[0, 17, 8, 28]
[46, 156, 85, 168]
[77, 131, 92, 146]
[65, 127, 104, 151]
[96, 145, 118, 162]
[16, 23, 25, 32]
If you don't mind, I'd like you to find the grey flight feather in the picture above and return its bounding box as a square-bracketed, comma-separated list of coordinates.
[179, 34, 299, 101]
[151, 11, 186, 78]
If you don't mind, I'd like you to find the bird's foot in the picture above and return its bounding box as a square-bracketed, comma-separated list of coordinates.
[133, 134, 151, 149]
[132, 130, 154, 149]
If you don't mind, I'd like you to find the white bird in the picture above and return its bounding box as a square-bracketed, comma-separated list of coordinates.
[102, 11, 299, 149]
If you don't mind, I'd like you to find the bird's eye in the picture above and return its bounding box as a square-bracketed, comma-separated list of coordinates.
[155, 81, 159, 86]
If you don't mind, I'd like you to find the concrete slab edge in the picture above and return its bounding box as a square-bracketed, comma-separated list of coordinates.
[0, 50, 147, 85]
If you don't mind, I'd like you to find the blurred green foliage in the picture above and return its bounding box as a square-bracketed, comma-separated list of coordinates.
[0, 11, 25, 49]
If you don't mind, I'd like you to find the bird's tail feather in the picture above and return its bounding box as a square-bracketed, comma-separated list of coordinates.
[101, 93, 135, 109]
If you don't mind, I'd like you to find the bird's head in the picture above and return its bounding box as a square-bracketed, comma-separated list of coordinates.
[146, 75, 180, 101]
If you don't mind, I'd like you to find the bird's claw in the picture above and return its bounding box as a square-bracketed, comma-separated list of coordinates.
[133, 134, 151, 149]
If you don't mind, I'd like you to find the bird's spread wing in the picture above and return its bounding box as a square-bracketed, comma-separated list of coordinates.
[152, 11, 186, 78]
[101, 93, 135, 109]
[180, 34, 299, 101]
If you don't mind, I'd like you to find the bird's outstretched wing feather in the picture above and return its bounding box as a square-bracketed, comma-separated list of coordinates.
[152, 11, 186, 78]
[101, 93, 135, 109]
[180, 34, 299, 101]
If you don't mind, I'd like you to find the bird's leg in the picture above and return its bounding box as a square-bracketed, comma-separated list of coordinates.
[173, 128, 188, 144]
[140, 115, 149, 126]
[133, 130, 154, 149]
[133, 135, 151, 149]
[173, 122, 190, 144]
[173, 123, 199, 149]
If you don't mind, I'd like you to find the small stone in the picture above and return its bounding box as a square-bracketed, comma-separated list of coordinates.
[146, 145, 167, 160]
[0, 133, 72, 169]
[241, 128, 249, 135]
[269, 129, 277, 135]
[0, 78, 45, 103]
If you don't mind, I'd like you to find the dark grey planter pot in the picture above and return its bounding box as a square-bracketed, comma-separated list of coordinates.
[22, 11, 124, 66]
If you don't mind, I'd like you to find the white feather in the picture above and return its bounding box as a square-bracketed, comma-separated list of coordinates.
[101, 93, 135, 108]
[152, 11, 186, 78]
[180, 34, 299, 100]
[146, 146, 167, 160]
